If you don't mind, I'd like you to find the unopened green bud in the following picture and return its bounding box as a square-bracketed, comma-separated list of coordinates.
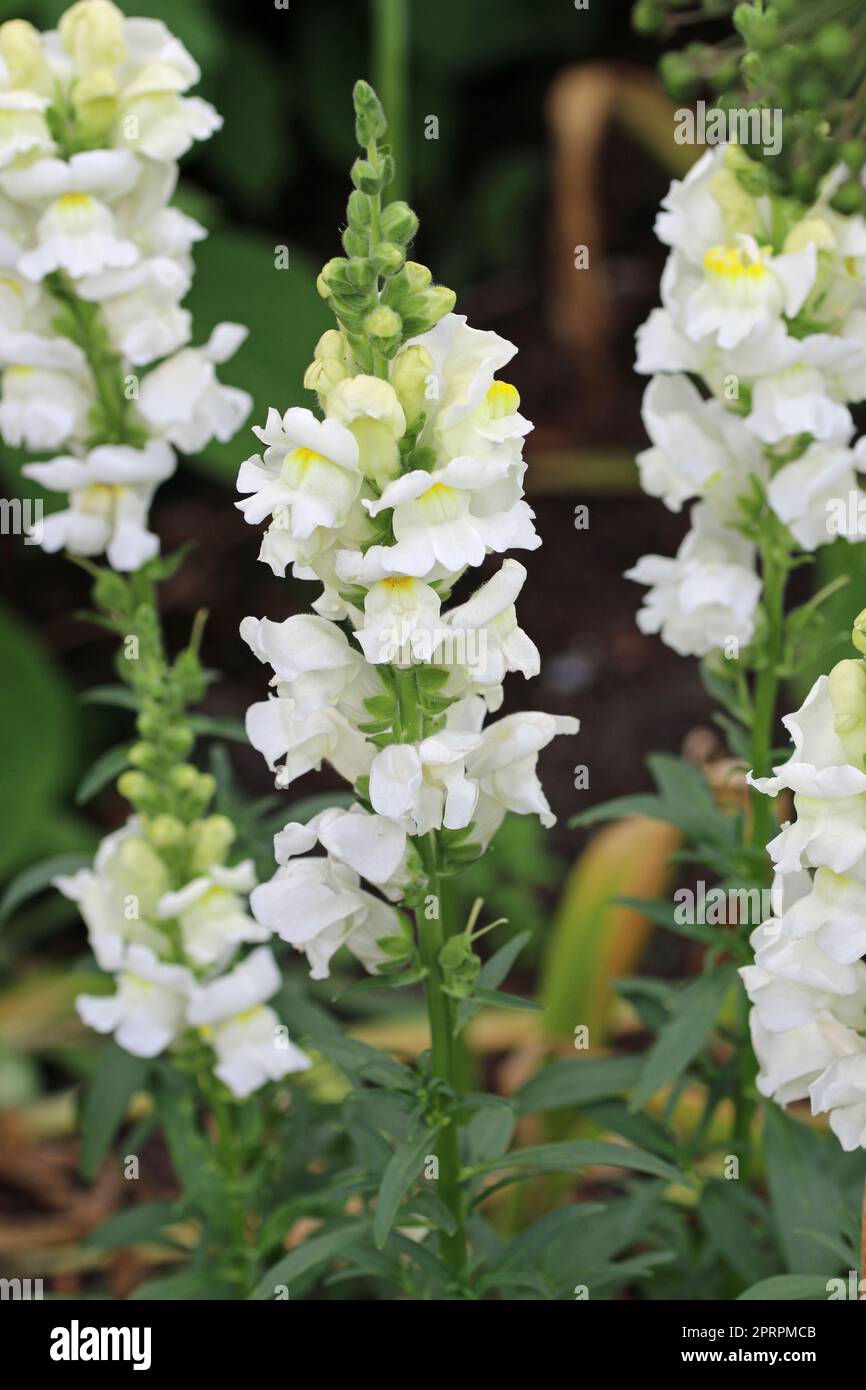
[364, 305, 402, 339]
[831, 180, 866, 216]
[351, 157, 385, 196]
[316, 272, 331, 299]
[659, 51, 698, 101]
[347, 189, 372, 226]
[841, 139, 866, 174]
[371, 240, 405, 275]
[117, 770, 155, 806]
[402, 261, 432, 293]
[147, 814, 186, 851]
[189, 814, 236, 872]
[353, 78, 387, 146]
[129, 741, 162, 772]
[381, 201, 419, 244]
[733, 3, 779, 51]
[814, 22, 849, 68]
[402, 285, 457, 336]
[342, 226, 368, 258]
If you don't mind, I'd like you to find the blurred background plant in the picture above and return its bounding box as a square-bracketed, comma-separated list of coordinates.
[2, 0, 864, 1299]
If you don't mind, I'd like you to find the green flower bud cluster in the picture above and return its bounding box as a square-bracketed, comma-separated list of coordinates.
[83, 557, 221, 825]
[638, 0, 866, 208]
[317, 81, 455, 375]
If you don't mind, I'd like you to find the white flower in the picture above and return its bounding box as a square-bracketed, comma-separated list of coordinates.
[157, 859, 266, 970]
[186, 946, 309, 1096]
[442, 559, 539, 686]
[767, 440, 863, 550]
[370, 730, 483, 835]
[362, 455, 539, 579]
[236, 404, 362, 538]
[138, 322, 251, 453]
[664, 235, 817, 353]
[746, 362, 853, 444]
[19, 191, 138, 281]
[0, 363, 91, 451]
[240, 612, 374, 721]
[245, 702, 372, 791]
[637, 373, 765, 518]
[750, 1012, 858, 1105]
[354, 575, 444, 666]
[466, 710, 579, 829]
[748, 675, 866, 799]
[810, 1054, 866, 1151]
[23, 440, 176, 571]
[0, 90, 54, 168]
[250, 848, 400, 981]
[76, 943, 193, 1057]
[77, 256, 193, 365]
[626, 502, 761, 657]
[273, 805, 407, 889]
[53, 817, 170, 970]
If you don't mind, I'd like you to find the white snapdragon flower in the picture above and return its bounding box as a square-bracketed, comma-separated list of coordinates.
[186, 947, 309, 1097]
[53, 817, 170, 970]
[465, 710, 580, 829]
[138, 322, 251, 453]
[76, 256, 193, 365]
[354, 574, 445, 666]
[744, 650, 866, 1149]
[370, 729, 483, 836]
[245, 702, 373, 792]
[250, 824, 402, 980]
[636, 373, 765, 518]
[0, 362, 92, 450]
[157, 859, 267, 971]
[362, 455, 539, 579]
[766, 439, 865, 550]
[76, 943, 193, 1058]
[23, 439, 176, 570]
[236, 405, 362, 539]
[240, 612, 377, 721]
[0, 90, 54, 169]
[627, 503, 761, 657]
[325, 373, 406, 485]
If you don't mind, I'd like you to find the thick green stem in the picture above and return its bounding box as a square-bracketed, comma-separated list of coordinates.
[373, 0, 409, 203]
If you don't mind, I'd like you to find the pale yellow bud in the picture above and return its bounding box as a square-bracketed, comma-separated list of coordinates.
[852, 607, 866, 657]
[828, 658, 866, 770]
[188, 814, 236, 873]
[390, 343, 434, 428]
[0, 20, 51, 92]
[72, 68, 119, 140]
[304, 357, 349, 400]
[59, 0, 127, 76]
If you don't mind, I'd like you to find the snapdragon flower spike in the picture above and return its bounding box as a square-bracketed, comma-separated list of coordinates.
[239, 82, 578, 982]
[741, 618, 866, 1151]
[0, 2, 251, 572]
[629, 143, 866, 658]
[59, 813, 310, 1094]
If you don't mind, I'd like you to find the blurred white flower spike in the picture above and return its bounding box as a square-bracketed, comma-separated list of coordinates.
[0, 1, 251, 570]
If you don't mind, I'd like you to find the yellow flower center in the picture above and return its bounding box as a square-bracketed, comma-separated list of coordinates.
[486, 380, 520, 417]
[382, 575, 415, 591]
[704, 244, 769, 280]
[57, 191, 92, 209]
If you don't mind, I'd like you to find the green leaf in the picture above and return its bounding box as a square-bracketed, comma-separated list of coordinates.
[129, 1269, 230, 1301]
[631, 966, 735, 1110]
[187, 715, 247, 743]
[0, 602, 79, 877]
[470, 1140, 683, 1185]
[74, 742, 133, 805]
[737, 1275, 833, 1301]
[80, 1044, 150, 1180]
[763, 1105, 850, 1275]
[569, 794, 666, 830]
[249, 1221, 372, 1300]
[85, 1201, 180, 1250]
[374, 1128, 439, 1249]
[468, 986, 542, 1013]
[0, 852, 92, 924]
[455, 929, 529, 1029]
[516, 1055, 644, 1115]
[79, 685, 138, 710]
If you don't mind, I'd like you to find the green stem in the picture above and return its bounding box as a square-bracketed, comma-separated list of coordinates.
[394, 666, 466, 1279]
[415, 836, 467, 1279]
[373, 0, 409, 203]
